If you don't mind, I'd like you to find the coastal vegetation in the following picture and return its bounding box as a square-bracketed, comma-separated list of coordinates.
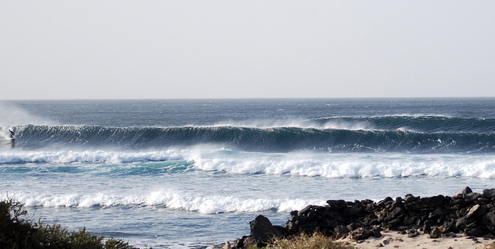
[0, 199, 132, 249]
[246, 232, 355, 249]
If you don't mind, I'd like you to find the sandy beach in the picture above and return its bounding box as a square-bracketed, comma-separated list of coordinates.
[339, 231, 495, 249]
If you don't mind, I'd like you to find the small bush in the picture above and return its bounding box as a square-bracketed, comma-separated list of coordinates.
[248, 232, 355, 249]
[0, 199, 132, 249]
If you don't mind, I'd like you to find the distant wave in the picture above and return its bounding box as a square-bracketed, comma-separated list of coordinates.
[6, 122, 495, 153]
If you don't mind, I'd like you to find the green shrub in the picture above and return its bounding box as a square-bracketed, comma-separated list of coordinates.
[0, 199, 132, 249]
[248, 232, 355, 249]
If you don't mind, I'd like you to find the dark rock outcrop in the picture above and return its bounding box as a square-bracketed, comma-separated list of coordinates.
[230, 187, 495, 248]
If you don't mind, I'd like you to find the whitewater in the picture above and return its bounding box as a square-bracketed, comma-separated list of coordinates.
[1, 98, 495, 248]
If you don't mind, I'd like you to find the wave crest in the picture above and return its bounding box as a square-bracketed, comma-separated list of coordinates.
[7, 124, 495, 153]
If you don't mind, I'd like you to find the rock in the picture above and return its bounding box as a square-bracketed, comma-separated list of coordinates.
[349, 202, 365, 216]
[349, 227, 374, 240]
[347, 222, 362, 232]
[290, 210, 298, 218]
[403, 216, 416, 226]
[465, 227, 484, 237]
[382, 238, 393, 245]
[455, 217, 468, 229]
[372, 227, 382, 238]
[233, 189, 495, 246]
[389, 206, 404, 218]
[450, 198, 468, 210]
[464, 192, 481, 203]
[222, 241, 231, 249]
[308, 209, 319, 220]
[232, 236, 251, 249]
[327, 199, 347, 209]
[250, 215, 279, 243]
[407, 229, 419, 238]
[429, 226, 442, 238]
[377, 197, 394, 208]
[477, 205, 489, 217]
[334, 225, 349, 239]
[272, 225, 287, 237]
[456, 207, 468, 218]
[483, 211, 495, 234]
[299, 205, 313, 216]
[404, 194, 420, 203]
[406, 195, 445, 211]
[428, 207, 447, 219]
[242, 236, 257, 248]
[483, 189, 495, 199]
[466, 204, 480, 219]
[453, 186, 473, 199]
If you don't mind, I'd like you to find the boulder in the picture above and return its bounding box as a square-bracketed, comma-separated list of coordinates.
[327, 199, 347, 210]
[333, 225, 348, 239]
[349, 227, 374, 240]
[298, 205, 313, 216]
[404, 194, 420, 203]
[465, 204, 480, 219]
[406, 195, 445, 211]
[429, 226, 442, 238]
[453, 186, 473, 199]
[483, 189, 495, 199]
[249, 215, 280, 243]
[483, 211, 495, 234]
[464, 192, 480, 203]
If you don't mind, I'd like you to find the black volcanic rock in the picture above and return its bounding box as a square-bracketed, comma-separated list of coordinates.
[230, 187, 495, 249]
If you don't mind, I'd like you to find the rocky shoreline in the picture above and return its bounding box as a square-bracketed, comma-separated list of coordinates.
[225, 187, 495, 248]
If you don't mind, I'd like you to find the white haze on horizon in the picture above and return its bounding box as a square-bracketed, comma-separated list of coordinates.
[1, 1, 494, 100]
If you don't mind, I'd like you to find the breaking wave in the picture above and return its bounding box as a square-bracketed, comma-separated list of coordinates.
[7, 190, 324, 214]
[5, 122, 495, 153]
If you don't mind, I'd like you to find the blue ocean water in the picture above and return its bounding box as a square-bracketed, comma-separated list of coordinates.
[1, 98, 495, 248]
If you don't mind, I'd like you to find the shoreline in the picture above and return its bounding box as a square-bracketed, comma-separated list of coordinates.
[225, 186, 495, 249]
[339, 230, 495, 249]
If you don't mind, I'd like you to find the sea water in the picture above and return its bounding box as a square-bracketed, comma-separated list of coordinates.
[1, 98, 495, 248]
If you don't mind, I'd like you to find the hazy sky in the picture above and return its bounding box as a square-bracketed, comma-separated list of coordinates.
[1, 1, 494, 100]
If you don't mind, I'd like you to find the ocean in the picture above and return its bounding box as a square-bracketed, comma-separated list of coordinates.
[1, 98, 495, 248]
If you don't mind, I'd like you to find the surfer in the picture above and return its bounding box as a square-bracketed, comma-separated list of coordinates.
[9, 128, 15, 140]
[9, 128, 15, 148]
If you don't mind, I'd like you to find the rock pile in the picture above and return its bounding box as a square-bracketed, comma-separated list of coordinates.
[230, 187, 495, 248]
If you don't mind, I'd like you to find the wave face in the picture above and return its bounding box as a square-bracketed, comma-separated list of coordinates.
[8, 118, 495, 153]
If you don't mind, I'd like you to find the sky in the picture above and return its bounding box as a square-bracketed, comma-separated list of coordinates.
[1, 1, 494, 100]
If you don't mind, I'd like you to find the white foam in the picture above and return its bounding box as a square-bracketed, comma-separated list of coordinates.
[0, 150, 183, 164]
[3, 148, 495, 179]
[5, 190, 324, 214]
[4, 146, 495, 178]
[187, 149, 495, 179]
